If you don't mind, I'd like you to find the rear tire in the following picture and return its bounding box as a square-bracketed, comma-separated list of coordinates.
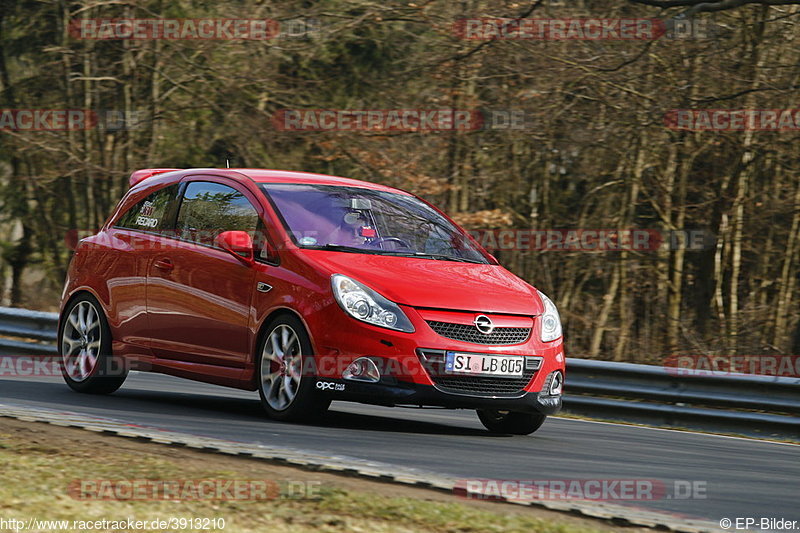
[256, 314, 330, 422]
[59, 294, 127, 394]
[477, 409, 546, 435]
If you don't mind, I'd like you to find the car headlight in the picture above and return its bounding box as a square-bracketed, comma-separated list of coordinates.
[331, 274, 415, 333]
[537, 289, 562, 342]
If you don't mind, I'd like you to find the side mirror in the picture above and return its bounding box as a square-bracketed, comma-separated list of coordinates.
[216, 230, 254, 265]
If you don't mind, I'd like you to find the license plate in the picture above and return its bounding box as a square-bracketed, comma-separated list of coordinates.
[444, 351, 524, 377]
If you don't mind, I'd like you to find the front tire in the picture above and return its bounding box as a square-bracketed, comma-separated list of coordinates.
[477, 409, 546, 435]
[59, 294, 127, 394]
[256, 314, 330, 422]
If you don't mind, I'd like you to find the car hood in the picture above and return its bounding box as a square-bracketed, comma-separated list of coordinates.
[303, 250, 543, 315]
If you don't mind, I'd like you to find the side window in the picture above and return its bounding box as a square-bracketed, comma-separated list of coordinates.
[116, 184, 179, 232]
[175, 181, 260, 248]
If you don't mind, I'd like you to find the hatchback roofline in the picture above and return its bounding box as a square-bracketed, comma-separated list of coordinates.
[128, 167, 407, 193]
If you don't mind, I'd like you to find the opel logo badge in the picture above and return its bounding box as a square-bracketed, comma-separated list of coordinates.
[474, 315, 494, 335]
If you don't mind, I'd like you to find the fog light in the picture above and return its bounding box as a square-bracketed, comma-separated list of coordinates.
[342, 357, 381, 383]
[549, 371, 564, 396]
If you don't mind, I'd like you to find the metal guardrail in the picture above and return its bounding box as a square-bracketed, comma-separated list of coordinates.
[564, 358, 800, 439]
[0, 306, 797, 439]
[0, 306, 58, 356]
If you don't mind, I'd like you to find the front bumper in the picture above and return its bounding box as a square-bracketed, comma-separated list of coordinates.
[313, 375, 563, 415]
[307, 301, 565, 413]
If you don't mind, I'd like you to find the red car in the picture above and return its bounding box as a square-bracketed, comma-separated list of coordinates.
[59, 168, 565, 434]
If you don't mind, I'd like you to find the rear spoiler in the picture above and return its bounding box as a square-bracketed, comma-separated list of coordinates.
[129, 168, 182, 188]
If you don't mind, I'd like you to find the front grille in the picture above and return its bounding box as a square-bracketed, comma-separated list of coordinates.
[417, 349, 540, 397]
[426, 320, 531, 346]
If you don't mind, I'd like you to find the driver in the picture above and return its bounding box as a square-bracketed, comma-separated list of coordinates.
[321, 207, 372, 247]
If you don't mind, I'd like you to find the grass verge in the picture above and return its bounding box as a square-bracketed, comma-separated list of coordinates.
[0, 418, 636, 533]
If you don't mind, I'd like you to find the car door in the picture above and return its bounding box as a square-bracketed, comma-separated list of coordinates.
[105, 183, 181, 360]
[145, 178, 260, 368]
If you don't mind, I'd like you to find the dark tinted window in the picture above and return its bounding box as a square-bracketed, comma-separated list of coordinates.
[116, 185, 179, 232]
[175, 181, 260, 247]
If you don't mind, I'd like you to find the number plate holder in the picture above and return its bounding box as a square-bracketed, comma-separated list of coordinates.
[444, 351, 525, 378]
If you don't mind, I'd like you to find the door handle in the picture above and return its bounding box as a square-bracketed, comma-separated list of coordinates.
[153, 258, 174, 271]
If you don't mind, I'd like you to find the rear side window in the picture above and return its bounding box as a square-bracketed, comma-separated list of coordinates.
[116, 184, 179, 232]
[175, 181, 260, 247]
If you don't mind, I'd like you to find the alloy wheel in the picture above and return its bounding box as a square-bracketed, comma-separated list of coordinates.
[61, 301, 102, 382]
[260, 324, 303, 411]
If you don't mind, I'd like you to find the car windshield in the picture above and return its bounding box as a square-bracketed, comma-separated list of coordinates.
[260, 183, 489, 263]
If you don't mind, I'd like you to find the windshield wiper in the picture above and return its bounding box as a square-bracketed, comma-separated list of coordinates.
[406, 252, 485, 264]
[307, 244, 385, 255]
[308, 244, 485, 263]
[373, 250, 485, 263]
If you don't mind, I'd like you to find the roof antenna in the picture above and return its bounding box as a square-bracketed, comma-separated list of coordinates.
[226, 158, 230, 168]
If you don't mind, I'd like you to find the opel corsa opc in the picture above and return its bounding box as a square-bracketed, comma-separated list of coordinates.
[59, 168, 565, 434]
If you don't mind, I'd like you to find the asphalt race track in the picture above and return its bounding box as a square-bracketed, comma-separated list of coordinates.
[2, 372, 798, 526]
